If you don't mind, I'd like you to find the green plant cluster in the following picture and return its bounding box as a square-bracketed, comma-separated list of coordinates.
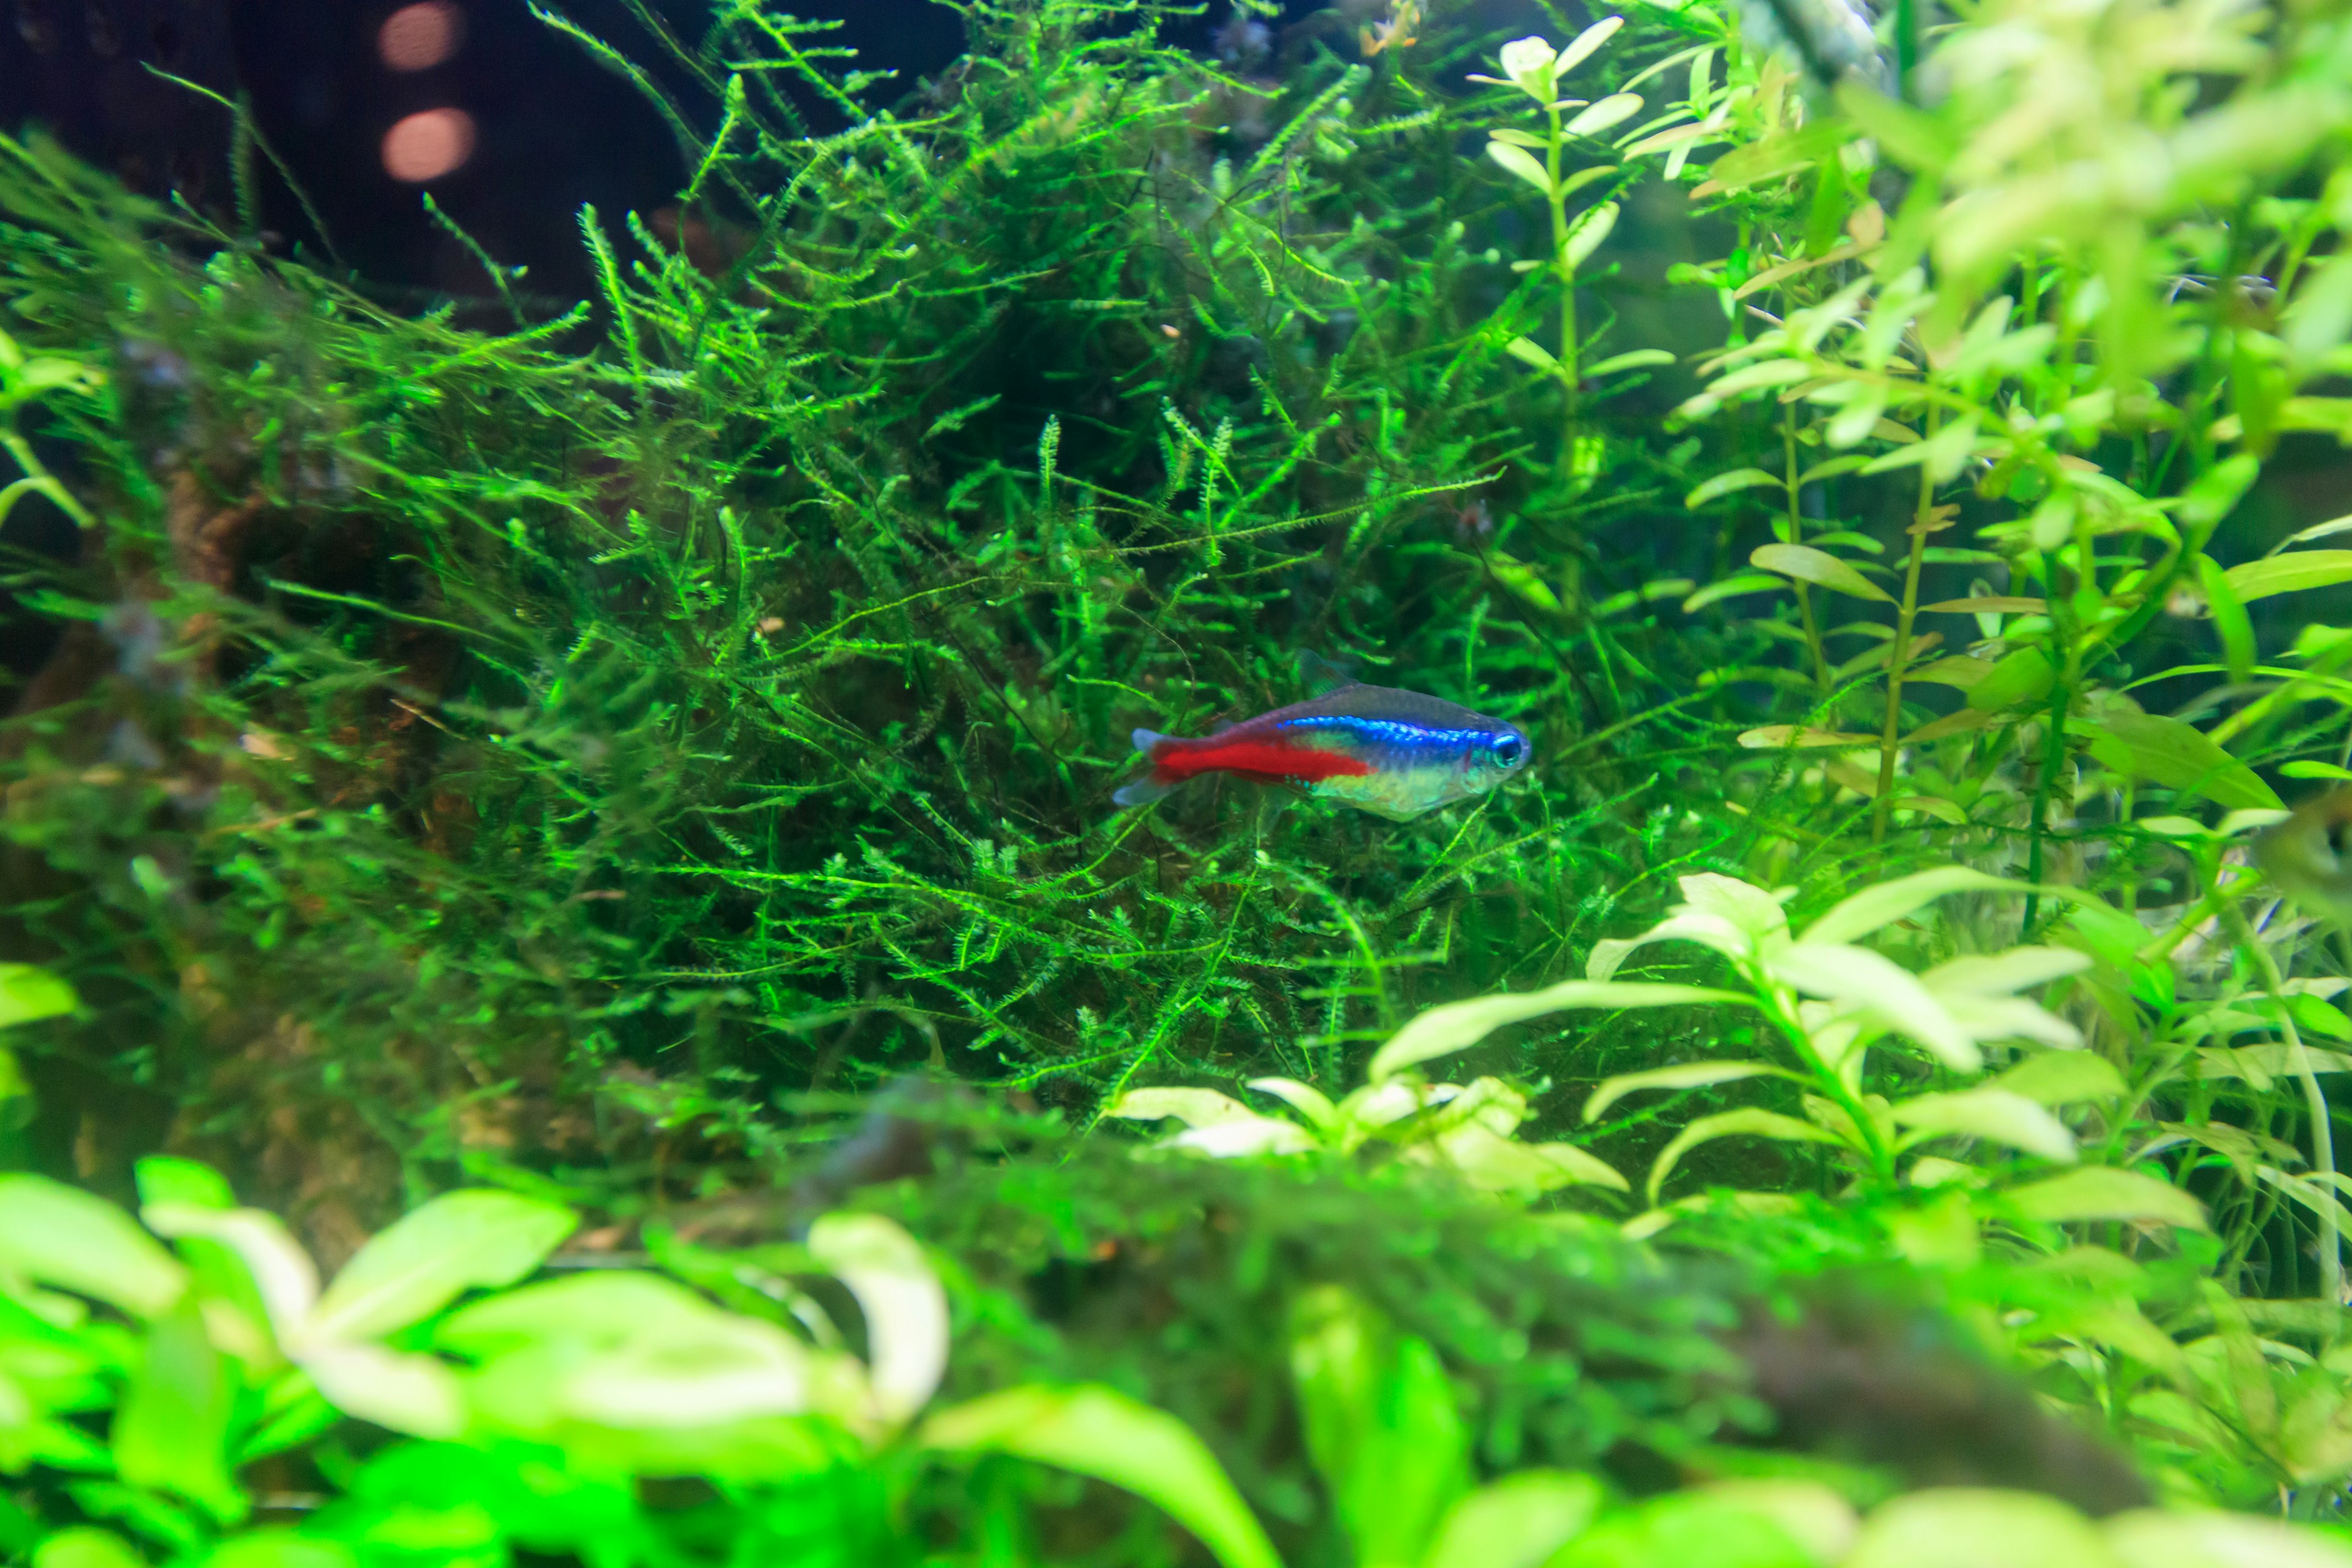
[7, 0, 2352, 1558]
[2, 1147, 2348, 1568]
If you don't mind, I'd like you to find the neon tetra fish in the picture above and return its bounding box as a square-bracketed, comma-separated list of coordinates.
[1114, 665, 1531, 821]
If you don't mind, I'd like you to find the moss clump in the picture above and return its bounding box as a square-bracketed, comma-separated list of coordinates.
[0, 0, 1749, 1216]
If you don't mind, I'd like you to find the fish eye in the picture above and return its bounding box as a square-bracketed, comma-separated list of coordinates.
[1493, 735, 1525, 767]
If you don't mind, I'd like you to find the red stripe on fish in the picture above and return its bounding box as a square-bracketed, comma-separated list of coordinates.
[1147, 736, 1374, 786]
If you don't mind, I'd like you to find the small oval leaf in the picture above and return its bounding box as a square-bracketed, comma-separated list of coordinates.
[1485, 139, 1556, 195]
[1750, 543, 1894, 602]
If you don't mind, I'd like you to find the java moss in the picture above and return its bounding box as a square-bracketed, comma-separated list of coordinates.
[0, 0, 1808, 1229]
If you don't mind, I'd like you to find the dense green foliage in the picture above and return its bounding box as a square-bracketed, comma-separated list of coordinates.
[10, 0, 2352, 1559]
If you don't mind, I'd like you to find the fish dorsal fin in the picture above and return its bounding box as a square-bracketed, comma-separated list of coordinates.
[1297, 649, 1362, 696]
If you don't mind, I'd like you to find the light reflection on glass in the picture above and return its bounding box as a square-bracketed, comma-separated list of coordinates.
[378, 2, 464, 72]
[382, 108, 477, 182]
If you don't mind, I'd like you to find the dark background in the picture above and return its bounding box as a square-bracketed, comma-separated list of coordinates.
[0, 1, 1333, 300]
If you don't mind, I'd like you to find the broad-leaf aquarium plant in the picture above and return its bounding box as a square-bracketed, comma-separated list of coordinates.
[6, 0, 2352, 1558]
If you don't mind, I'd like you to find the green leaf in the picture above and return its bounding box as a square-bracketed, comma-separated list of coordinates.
[1288, 1285, 1384, 1514]
[1995, 1052, 2128, 1106]
[1566, 93, 1643, 138]
[1684, 573, 1789, 611]
[1369, 981, 1747, 1084]
[1587, 349, 1676, 377]
[1832, 81, 1952, 170]
[1593, 578, 1695, 619]
[1504, 336, 1561, 376]
[2072, 712, 2282, 811]
[2267, 513, 2352, 554]
[1966, 648, 2058, 714]
[309, 1190, 576, 1343]
[0, 965, 76, 1030]
[437, 1270, 719, 1355]
[1687, 468, 1784, 507]
[299, 1342, 465, 1439]
[0, 1176, 187, 1319]
[1582, 1062, 1790, 1123]
[134, 1158, 235, 1212]
[2176, 453, 2262, 529]
[1415, 1127, 1630, 1194]
[1845, 1489, 2114, 1568]
[1485, 140, 1555, 195]
[1553, 1487, 1823, 1568]
[2005, 1168, 2211, 1230]
[1891, 1088, 2078, 1161]
[1707, 360, 1815, 396]
[806, 1213, 946, 1422]
[1646, 1110, 1848, 1205]
[1561, 202, 1619, 273]
[1551, 16, 1623, 78]
[2103, 1508, 2352, 1568]
[1106, 1088, 1259, 1129]
[33, 1531, 148, 1568]
[1696, 1481, 1862, 1563]
[2198, 554, 2256, 683]
[1110, 1088, 1317, 1156]
[1246, 1077, 1340, 1136]
[1422, 1472, 1605, 1568]
[1554, 165, 1616, 204]
[197, 1537, 356, 1568]
[2224, 549, 2352, 603]
[1800, 867, 2032, 947]
[1289, 1286, 1466, 1565]
[141, 1206, 317, 1336]
[442, 1273, 820, 1436]
[1487, 550, 1564, 614]
[112, 1300, 243, 1523]
[1692, 122, 1848, 195]
[921, 1385, 1281, 1568]
[1767, 943, 1980, 1071]
[1923, 946, 2089, 996]
[12, 358, 99, 396]
[1749, 543, 1893, 603]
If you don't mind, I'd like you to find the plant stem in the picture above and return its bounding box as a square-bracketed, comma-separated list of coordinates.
[1874, 409, 1939, 841]
[2021, 675, 2066, 932]
[1784, 410, 1830, 690]
[1545, 102, 1580, 478]
[2222, 892, 2342, 1314]
[1767, 985, 1893, 1181]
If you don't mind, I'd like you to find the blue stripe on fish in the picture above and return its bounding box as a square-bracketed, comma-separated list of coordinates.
[1275, 714, 1501, 749]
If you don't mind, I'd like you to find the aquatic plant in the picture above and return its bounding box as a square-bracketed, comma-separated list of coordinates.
[2, 0, 2352, 1550]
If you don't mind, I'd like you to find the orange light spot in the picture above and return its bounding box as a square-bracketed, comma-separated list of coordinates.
[378, 1, 464, 70]
[382, 108, 477, 183]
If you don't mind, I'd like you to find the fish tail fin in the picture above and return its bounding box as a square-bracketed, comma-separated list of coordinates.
[1115, 729, 1179, 809]
[1113, 777, 1175, 808]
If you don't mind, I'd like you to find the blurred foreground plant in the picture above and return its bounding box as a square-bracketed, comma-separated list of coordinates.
[9, 1163, 2352, 1568]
